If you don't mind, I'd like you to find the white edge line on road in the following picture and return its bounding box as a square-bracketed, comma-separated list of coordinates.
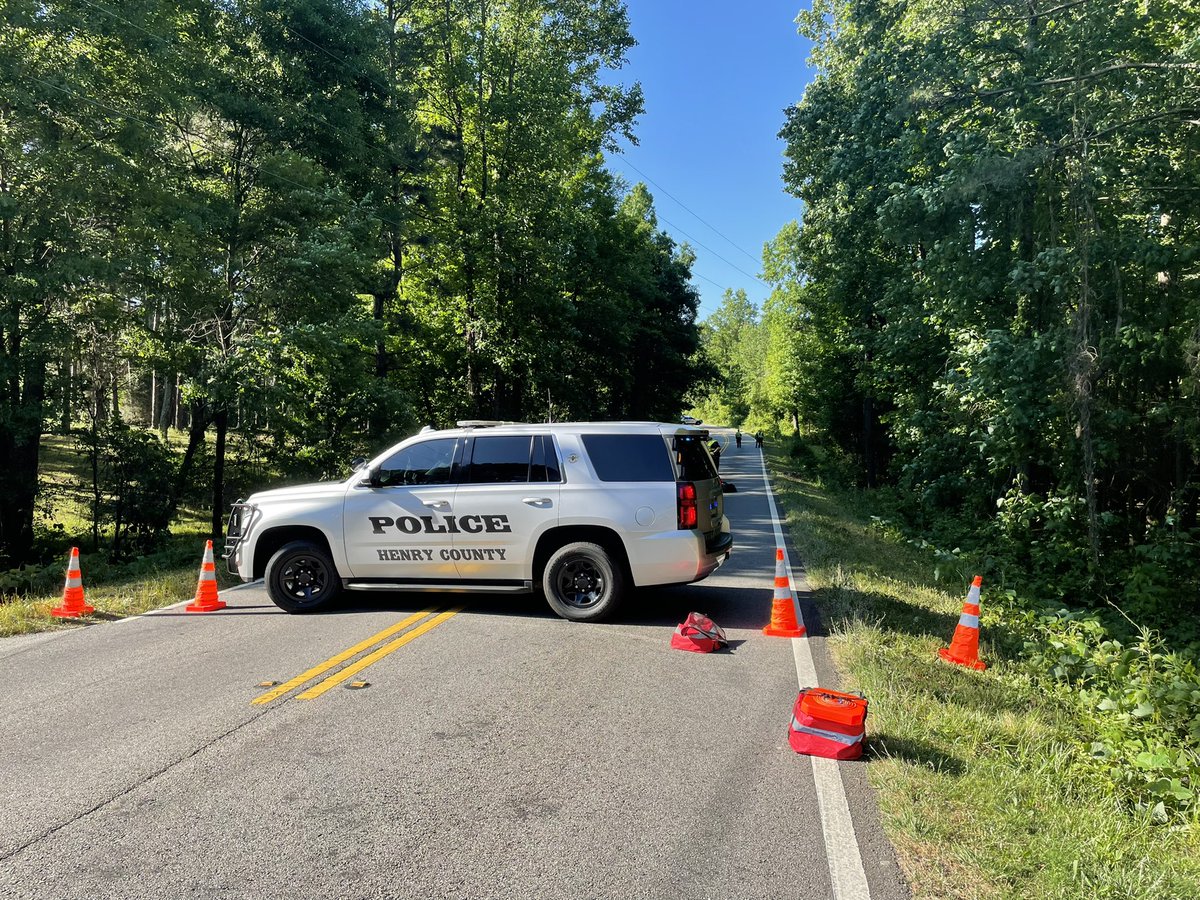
[760, 449, 872, 900]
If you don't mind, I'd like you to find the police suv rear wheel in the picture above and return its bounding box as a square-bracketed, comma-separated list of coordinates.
[542, 541, 625, 622]
[266, 540, 342, 613]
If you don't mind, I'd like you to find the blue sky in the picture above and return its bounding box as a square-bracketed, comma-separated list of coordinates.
[604, 1, 816, 320]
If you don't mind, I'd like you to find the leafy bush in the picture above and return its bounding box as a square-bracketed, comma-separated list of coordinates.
[0, 559, 66, 598]
[75, 419, 175, 559]
[995, 593, 1200, 820]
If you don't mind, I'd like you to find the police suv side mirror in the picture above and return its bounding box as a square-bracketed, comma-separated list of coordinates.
[350, 456, 367, 471]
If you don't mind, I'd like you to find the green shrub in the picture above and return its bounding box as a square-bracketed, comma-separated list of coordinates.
[995, 593, 1200, 820]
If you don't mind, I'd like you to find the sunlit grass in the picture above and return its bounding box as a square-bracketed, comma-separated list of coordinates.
[766, 449, 1200, 900]
[1, 429, 243, 637]
[0, 532, 241, 637]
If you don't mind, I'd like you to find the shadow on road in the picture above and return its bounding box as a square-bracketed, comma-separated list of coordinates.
[195, 582, 784, 632]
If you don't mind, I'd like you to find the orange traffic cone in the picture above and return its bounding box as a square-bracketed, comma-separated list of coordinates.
[185, 540, 226, 613]
[938, 575, 987, 670]
[50, 547, 94, 618]
[763, 548, 806, 637]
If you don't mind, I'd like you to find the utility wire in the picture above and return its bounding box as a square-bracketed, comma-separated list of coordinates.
[614, 151, 765, 269]
[652, 208, 768, 289]
[691, 269, 732, 294]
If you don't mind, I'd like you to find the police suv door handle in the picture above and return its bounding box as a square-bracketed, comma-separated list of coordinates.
[522, 497, 552, 507]
[422, 499, 450, 509]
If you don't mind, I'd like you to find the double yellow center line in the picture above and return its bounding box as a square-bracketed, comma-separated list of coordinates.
[253, 606, 461, 704]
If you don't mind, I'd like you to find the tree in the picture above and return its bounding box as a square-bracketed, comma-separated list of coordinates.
[773, 0, 1200, 610]
[0, 1, 177, 564]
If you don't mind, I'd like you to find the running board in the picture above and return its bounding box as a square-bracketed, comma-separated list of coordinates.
[344, 580, 533, 594]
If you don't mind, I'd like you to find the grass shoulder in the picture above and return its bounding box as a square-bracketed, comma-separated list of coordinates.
[0, 430, 243, 638]
[764, 447, 1200, 900]
[0, 533, 241, 638]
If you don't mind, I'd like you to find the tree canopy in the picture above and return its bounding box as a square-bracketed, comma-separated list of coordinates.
[0, 0, 707, 564]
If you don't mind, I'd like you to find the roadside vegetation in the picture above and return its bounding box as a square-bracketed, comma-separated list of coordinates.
[0, 432, 240, 638]
[766, 441, 1200, 900]
[2, 0, 711, 576]
[685, 0, 1200, 883]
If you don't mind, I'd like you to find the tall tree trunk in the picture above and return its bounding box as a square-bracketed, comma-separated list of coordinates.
[150, 370, 158, 431]
[158, 373, 175, 437]
[172, 399, 209, 515]
[0, 349, 47, 565]
[60, 356, 73, 433]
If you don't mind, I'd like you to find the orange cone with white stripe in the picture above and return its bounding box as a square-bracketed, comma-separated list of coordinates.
[185, 540, 226, 613]
[50, 547, 94, 618]
[938, 575, 986, 670]
[763, 548, 806, 637]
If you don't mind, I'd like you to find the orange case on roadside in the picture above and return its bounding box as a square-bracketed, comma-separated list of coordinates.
[798, 688, 868, 728]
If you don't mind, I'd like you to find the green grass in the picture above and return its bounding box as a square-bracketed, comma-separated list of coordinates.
[765, 450, 1200, 900]
[0, 430, 240, 637]
[0, 536, 241, 637]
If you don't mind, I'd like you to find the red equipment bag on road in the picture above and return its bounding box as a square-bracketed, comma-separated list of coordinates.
[788, 687, 868, 760]
[670, 612, 728, 653]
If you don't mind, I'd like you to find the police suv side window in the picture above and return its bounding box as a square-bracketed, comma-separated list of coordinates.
[466, 435, 533, 484]
[376, 438, 460, 487]
[580, 434, 674, 482]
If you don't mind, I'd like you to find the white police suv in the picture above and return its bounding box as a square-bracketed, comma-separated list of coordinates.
[225, 422, 733, 622]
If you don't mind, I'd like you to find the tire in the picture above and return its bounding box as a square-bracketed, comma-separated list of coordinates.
[265, 540, 342, 613]
[541, 541, 626, 622]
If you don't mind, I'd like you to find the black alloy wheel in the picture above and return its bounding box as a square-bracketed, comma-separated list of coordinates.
[542, 541, 625, 622]
[265, 540, 342, 613]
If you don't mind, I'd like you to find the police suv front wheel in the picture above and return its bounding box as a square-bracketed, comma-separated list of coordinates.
[265, 540, 342, 613]
[542, 541, 625, 622]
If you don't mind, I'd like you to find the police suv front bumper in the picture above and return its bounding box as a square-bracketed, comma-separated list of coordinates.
[224, 502, 256, 577]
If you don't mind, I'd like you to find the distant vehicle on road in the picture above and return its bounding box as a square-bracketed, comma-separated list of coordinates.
[680, 415, 702, 426]
[226, 421, 732, 622]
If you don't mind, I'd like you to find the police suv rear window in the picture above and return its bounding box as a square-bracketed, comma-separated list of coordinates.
[581, 434, 674, 483]
[673, 435, 717, 480]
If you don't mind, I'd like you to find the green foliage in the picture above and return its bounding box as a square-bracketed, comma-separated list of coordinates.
[769, 447, 1200, 897]
[97, 421, 175, 558]
[999, 594, 1200, 820]
[759, 0, 1200, 650]
[3, 0, 709, 560]
[73, 418, 175, 558]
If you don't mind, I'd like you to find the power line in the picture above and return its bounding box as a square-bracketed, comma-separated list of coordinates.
[652, 208, 768, 288]
[691, 270, 730, 293]
[614, 151, 765, 268]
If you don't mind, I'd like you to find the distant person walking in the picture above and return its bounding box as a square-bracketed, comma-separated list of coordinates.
[735, 429, 742, 448]
[754, 431, 764, 448]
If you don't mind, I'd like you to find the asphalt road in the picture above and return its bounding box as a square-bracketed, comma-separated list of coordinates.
[0, 434, 908, 900]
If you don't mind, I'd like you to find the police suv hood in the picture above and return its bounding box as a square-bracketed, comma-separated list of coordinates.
[247, 481, 349, 504]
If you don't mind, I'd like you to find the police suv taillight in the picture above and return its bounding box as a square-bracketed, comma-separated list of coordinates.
[677, 482, 698, 529]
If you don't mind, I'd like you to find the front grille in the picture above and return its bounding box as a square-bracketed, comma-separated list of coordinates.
[224, 502, 254, 570]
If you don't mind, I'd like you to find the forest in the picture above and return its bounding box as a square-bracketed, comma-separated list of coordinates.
[702, 0, 1200, 644]
[1, 0, 709, 568]
[685, 0, 1200, 819]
